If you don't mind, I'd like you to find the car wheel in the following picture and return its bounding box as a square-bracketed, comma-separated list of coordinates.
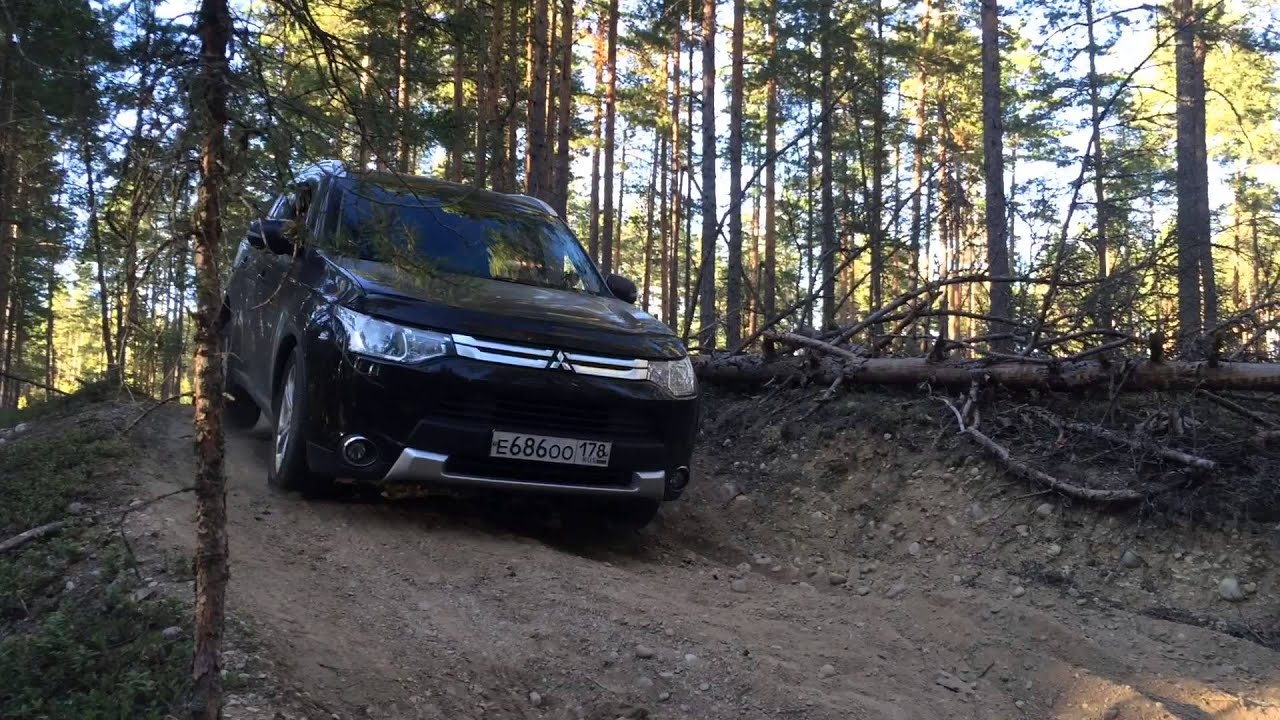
[268, 351, 333, 497]
[224, 383, 261, 431]
[602, 499, 660, 530]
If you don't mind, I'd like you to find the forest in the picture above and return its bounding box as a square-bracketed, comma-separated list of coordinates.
[1, 0, 1278, 407]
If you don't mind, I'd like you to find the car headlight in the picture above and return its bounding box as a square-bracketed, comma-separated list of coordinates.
[334, 306, 452, 364]
[648, 356, 697, 398]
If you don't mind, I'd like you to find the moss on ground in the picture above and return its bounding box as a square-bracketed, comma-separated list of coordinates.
[0, 396, 191, 720]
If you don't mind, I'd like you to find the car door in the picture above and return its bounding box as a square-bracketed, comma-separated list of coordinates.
[249, 180, 320, 399]
[223, 237, 256, 392]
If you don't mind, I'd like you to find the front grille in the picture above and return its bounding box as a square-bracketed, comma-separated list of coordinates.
[445, 456, 633, 487]
[430, 394, 660, 441]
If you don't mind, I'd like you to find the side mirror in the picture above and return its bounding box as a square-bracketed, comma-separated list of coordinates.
[247, 219, 295, 255]
[606, 273, 638, 304]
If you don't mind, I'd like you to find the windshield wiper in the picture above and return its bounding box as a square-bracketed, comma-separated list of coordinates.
[490, 275, 588, 294]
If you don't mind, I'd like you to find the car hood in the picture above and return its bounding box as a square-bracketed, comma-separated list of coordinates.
[328, 256, 687, 360]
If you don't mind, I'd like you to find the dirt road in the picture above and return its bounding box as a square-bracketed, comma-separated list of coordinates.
[128, 404, 1280, 720]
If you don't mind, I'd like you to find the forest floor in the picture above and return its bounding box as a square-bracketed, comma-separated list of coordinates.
[11, 388, 1280, 720]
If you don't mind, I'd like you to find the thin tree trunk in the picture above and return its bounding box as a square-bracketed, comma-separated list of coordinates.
[819, 1, 836, 330]
[501, 0, 519, 192]
[1085, 0, 1107, 294]
[659, 133, 670, 323]
[44, 261, 54, 397]
[190, 1, 232, 717]
[588, 15, 606, 261]
[869, 0, 886, 331]
[450, 0, 466, 182]
[763, 0, 778, 322]
[725, 0, 745, 347]
[397, 6, 413, 173]
[525, 0, 550, 200]
[980, 0, 1012, 348]
[643, 132, 659, 311]
[615, 133, 628, 272]
[81, 133, 116, 378]
[552, 0, 573, 216]
[601, 0, 620, 275]
[357, 52, 375, 169]
[684, 20, 695, 338]
[698, 0, 718, 348]
[1175, 0, 1209, 345]
[668, 27, 683, 327]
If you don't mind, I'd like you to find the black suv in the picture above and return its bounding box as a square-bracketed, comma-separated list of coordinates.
[222, 161, 699, 527]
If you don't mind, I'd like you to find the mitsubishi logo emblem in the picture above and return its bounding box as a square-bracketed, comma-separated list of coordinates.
[547, 350, 574, 372]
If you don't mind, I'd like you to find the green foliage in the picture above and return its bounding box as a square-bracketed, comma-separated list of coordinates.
[0, 408, 189, 720]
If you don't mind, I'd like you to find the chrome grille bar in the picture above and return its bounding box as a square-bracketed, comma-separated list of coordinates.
[451, 334, 650, 380]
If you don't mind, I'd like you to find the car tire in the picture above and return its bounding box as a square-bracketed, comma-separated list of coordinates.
[602, 499, 660, 530]
[224, 383, 261, 431]
[268, 351, 334, 497]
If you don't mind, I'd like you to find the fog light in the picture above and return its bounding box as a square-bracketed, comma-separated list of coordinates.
[670, 466, 690, 492]
[341, 435, 377, 467]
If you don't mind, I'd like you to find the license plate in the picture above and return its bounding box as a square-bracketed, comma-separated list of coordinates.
[489, 431, 612, 467]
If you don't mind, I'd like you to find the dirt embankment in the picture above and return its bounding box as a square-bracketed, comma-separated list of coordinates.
[106, 388, 1280, 720]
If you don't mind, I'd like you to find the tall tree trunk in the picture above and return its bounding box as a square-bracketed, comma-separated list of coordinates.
[1175, 0, 1211, 346]
[1084, 0, 1107, 290]
[525, 0, 550, 200]
[684, 20, 695, 338]
[44, 261, 54, 397]
[601, 0, 620, 275]
[588, 15, 606, 261]
[552, 0, 573, 215]
[501, 0, 519, 192]
[357, 52, 375, 169]
[0, 35, 12, 391]
[819, 1, 836, 331]
[643, 132, 659, 312]
[909, 0, 933, 292]
[668, 26, 683, 327]
[725, 0, 745, 347]
[659, 133, 670, 323]
[698, 0, 718, 348]
[191, 2, 231, 717]
[475, 0, 505, 186]
[80, 132, 116, 377]
[980, 0, 1012, 348]
[762, 0, 778, 322]
[397, 6, 413, 173]
[869, 0, 886, 329]
[450, 0, 465, 182]
[615, 134, 628, 272]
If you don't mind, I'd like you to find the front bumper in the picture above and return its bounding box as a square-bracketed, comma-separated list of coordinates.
[299, 344, 699, 501]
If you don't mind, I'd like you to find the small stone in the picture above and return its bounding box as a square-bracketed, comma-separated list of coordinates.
[1047, 544, 1063, 557]
[1014, 700, 1026, 710]
[1120, 549, 1142, 569]
[13, 422, 30, 434]
[828, 573, 846, 586]
[1015, 525, 1030, 537]
[1103, 708, 1120, 720]
[684, 653, 698, 664]
[883, 433, 893, 441]
[885, 583, 907, 599]
[658, 692, 671, 702]
[736, 562, 752, 574]
[856, 586, 870, 596]
[908, 542, 922, 557]
[67, 502, 88, 515]
[699, 683, 711, 692]
[1219, 578, 1246, 602]
[64, 580, 76, 592]
[637, 677, 655, 689]
[130, 587, 155, 603]
[731, 579, 748, 593]
[635, 646, 655, 659]
[1245, 582, 1258, 594]
[161, 626, 183, 641]
[1035, 503, 1053, 518]
[1011, 586, 1026, 598]
[819, 663, 837, 678]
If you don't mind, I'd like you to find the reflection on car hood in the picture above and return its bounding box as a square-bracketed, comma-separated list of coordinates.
[327, 256, 687, 360]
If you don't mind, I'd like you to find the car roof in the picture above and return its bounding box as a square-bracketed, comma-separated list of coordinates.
[297, 161, 559, 219]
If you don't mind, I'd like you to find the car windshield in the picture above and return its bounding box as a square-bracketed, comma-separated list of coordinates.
[322, 175, 604, 295]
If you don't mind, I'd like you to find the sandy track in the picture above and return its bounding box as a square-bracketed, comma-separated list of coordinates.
[130, 407, 1280, 720]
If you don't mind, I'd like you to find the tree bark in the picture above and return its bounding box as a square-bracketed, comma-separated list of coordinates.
[643, 132, 659, 312]
[819, 1, 836, 330]
[908, 0, 933, 292]
[763, 0, 778, 322]
[1175, 0, 1211, 346]
[80, 131, 116, 377]
[525, 0, 551, 201]
[615, 132, 628, 272]
[396, 6, 413, 173]
[1084, 0, 1107, 296]
[668, 27, 683, 327]
[552, 0, 573, 216]
[869, 0, 886, 334]
[980, 0, 1012, 348]
[191, 1, 231, 717]
[601, 0, 620, 275]
[698, 0, 718, 348]
[725, 0, 745, 348]
[588, 15, 606, 260]
[450, 0, 465, 182]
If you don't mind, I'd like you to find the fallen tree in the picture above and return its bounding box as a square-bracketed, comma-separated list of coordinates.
[694, 353, 1280, 392]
